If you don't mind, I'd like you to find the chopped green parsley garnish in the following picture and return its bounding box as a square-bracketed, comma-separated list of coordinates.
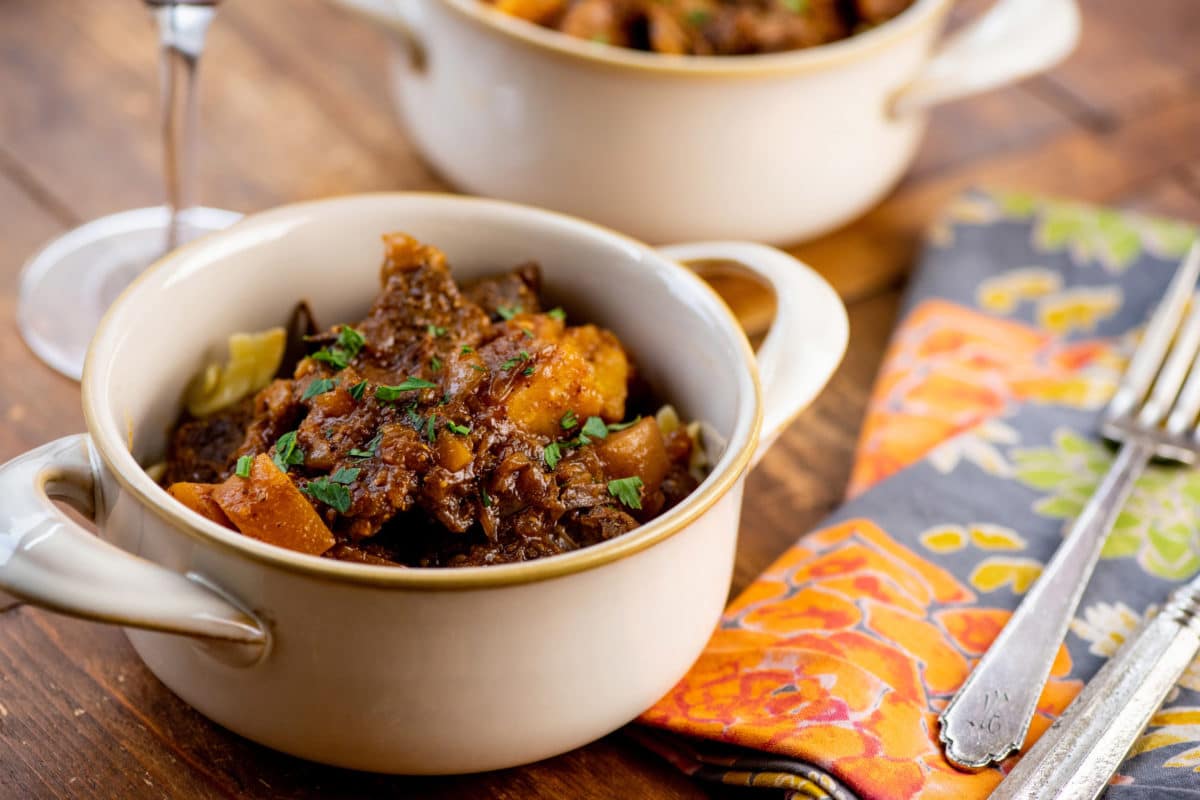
[547, 307, 566, 322]
[430, 356, 443, 372]
[497, 305, 522, 321]
[481, 487, 493, 508]
[580, 416, 609, 442]
[405, 405, 423, 429]
[543, 414, 635, 463]
[608, 476, 644, 510]
[312, 350, 345, 370]
[272, 431, 304, 473]
[522, 366, 535, 376]
[312, 326, 365, 371]
[302, 377, 338, 400]
[304, 477, 351, 513]
[522, 327, 534, 339]
[471, 364, 487, 373]
[235, 455, 253, 478]
[607, 416, 641, 432]
[349, 431, 382, 459]
[376, 377, 438, 400]
[425, 414, 437, 443]
[349, 380, 368, 400]
[445, 420, 471, 436]
[502, 351, 532, 372]
[427, 324, 447, 337]
[330, 467, 360, 484]
[461, 345, 474, 354]
[542, 414, 621, 466]
[543, 442, 562, 470]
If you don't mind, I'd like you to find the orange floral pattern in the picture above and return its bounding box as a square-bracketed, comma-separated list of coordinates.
[641, 519, 1082, 800]
[847, 300, 1121, 497]
[637, 193, 1197, 798]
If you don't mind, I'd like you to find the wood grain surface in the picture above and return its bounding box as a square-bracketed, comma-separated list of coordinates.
[1, 1, 1198, 797]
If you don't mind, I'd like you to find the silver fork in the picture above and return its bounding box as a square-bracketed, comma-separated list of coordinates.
[940, 242, 1200, 770]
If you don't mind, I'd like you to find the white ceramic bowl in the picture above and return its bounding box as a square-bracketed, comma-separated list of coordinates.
[0, 194, 847, 774]
[333, 0, 1079, 244]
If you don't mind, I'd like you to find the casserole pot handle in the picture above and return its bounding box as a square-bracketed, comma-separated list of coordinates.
[332, 0, 425, 69]
[890, 0, 1080, 116]
[657, 242, 848, 467]
[0, 435, 267, 647]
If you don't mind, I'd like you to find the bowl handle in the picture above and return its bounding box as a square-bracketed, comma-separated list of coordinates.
[890, 0, 1080, 116]
[331, 0, 425, 69]
[657, 243, 848, 467]
[0, 435, 268, 648]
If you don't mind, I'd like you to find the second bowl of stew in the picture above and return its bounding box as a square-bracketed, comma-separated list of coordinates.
[332, 0, 1078, 243]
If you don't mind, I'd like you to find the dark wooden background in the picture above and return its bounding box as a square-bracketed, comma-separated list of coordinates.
[1, 0, 1198, 796]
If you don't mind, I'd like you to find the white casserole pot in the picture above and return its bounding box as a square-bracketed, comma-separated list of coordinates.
[332, 0, 1079, 244]
[0, 194, 847, 774]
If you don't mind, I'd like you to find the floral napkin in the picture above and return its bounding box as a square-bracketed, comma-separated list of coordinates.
[635, 189, 1200, 799]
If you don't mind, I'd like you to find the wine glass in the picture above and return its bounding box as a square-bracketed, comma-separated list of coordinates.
[17, 0, 240, 381]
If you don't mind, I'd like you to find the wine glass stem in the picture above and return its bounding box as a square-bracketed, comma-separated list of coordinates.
[153, 2, 216, 251]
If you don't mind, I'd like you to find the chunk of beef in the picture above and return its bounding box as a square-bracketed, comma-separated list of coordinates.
[165, 397, 254, 484]
[462, 263, 543, 320]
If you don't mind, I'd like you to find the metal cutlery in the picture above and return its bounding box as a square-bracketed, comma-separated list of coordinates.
[940, 242, 1200, 770]
[990, 573, 1200, 799]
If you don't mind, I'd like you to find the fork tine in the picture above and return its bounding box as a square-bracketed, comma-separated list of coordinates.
[1141, 292, 1200, 427]
[1167, 339, 1200, 435]
[1166, 301, 1200, 435]
[1109, 242, 1200, 420]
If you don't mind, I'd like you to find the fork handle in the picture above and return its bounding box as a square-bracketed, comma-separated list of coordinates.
[939, 439, 1155, 769]
[991, 575, 1200, 800]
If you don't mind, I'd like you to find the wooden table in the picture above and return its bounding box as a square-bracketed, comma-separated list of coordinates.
[1, 1, 1198, 796]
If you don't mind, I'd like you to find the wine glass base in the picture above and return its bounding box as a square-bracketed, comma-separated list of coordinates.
[17, 205, 241, 381]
